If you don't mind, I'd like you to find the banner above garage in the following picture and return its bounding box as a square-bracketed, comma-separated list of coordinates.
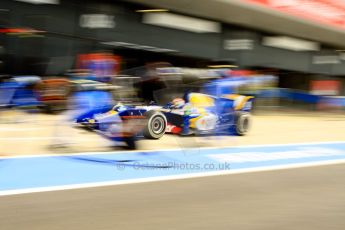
[245, 0, 345, 30]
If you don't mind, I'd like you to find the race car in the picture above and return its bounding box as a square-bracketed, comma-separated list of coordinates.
[75, 92, 254, 142]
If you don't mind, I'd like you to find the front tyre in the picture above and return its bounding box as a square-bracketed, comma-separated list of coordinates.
[143, 110, 167, 139]
[235, 112, 251, 136]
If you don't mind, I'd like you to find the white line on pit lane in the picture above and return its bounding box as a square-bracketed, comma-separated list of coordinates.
[1, 141, 345, 159]
[0, 137, 99, 141]
[0, 127, 45, 131]
[1, 158, 345, 197]
[208, 146, 345, 163]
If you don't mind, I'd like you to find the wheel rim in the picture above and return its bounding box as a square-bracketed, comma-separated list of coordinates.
[242, 117, 249, 132]
[151, 117, 165, 135]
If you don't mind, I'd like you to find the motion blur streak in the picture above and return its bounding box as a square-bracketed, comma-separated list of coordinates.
[0, 0, 345, 229]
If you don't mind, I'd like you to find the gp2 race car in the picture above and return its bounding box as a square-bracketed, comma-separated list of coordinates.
[75, 92, 254, 148]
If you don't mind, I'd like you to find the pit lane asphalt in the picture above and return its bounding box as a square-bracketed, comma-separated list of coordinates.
[1, 163, 345, 230]
[1, 111, 345, 156]
[1, 111, 345, 230]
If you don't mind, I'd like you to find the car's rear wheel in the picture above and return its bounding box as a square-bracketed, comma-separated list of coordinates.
[143, 110, 167, 139]
[235, 112, 251, 136]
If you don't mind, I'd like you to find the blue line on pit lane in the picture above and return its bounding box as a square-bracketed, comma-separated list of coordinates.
[0, 142, 345, 192]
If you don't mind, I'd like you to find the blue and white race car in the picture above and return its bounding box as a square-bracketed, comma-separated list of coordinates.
[75, 92, 254, 148]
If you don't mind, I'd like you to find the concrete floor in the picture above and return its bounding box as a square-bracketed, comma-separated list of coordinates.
[0, 111, 344, 156]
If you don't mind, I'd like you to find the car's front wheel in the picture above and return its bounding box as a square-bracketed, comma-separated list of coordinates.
[143, 110, 167, 139]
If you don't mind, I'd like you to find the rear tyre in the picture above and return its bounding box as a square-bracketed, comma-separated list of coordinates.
[143, 110, 167, 139]
[235, 112, 251, 136]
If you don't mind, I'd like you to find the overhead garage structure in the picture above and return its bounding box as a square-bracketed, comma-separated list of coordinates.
[123, 0, 345, 48]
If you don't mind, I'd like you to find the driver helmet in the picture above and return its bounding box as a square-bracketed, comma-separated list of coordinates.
[113, 102, 124, 111]
[172, 98, 185, 109]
